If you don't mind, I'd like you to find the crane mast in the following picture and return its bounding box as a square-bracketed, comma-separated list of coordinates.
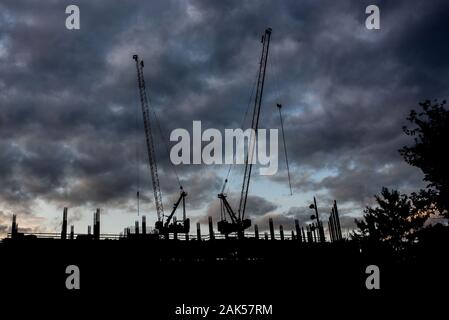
[238, 27, 272, 221]
[217, 28, 272, 237]
[133, 54, 164, 222]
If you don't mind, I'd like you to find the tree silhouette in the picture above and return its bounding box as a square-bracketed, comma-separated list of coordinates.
[354, 188, 429, 249]
[399, 99, 449, 218]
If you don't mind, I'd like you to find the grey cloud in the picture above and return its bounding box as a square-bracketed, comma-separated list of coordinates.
[0, 1, 447, 233]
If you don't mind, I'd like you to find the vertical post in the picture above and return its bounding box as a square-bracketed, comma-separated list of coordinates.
[279, 225, 284, 241]
[11, 214, 17, 238]
[61, 208, 68, 240]
[185, 222, 190, 240]
[306, 225, 312, 243]
[208, 216, 214, 240]
[182, 194, 186, 221]
[269, 218, 275, 240]
[142, 215, 146, 235]
[264, 232, 269, 240]
[94, 208, 100, 240]
[295, 219, 302, 243]
[97, 208, 101, 239]
[334, 200, 342, 240]
[313, 197, 319, 219]
[197, 222, 201, 241]
[319, 221, 325, 242]
[313, 197, 325, 242]
[135, 220, 139, 235]
[254, 224, 259, 240]
[329, 214, 335, 242]
[173, 216, 178, 240]
[70, 225, 74, 240]
[291, 230, 295, 240]
[88, 225, 92, 236]
[332, 208, 339, 241]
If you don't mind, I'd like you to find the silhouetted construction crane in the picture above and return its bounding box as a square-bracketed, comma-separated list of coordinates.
[133, 54, 189, 237]
[217, 28, 272, 238]
[155, 186, 189, 235]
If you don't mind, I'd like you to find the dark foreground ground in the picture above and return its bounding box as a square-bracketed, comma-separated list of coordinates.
[1, 234, 448, 318]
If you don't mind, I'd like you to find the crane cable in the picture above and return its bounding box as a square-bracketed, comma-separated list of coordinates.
[270, 47, 293, 195]
[223, 68, 259, 195]
[135, 85, 141, 216]
[277, 104, 292, 196]
[147, 96, 183, 221]
[149, 102, 182, 188]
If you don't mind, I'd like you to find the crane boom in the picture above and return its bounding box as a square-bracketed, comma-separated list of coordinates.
[238, 28, 272, 220]
[133, 54, 164, 222]
[217, 28, 272, 237]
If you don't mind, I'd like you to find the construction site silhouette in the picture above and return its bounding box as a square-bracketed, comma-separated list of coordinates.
[1, 26, 448, 318]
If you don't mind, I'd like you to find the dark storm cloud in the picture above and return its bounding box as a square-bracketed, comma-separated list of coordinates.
[0, 0, 448, 222]
[270, 0, 449, 206]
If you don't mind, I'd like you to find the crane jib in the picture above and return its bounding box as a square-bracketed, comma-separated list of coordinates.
[133, 55, 164, 222]
[238, 28, 272, 221]
[217, 28, 272, 237]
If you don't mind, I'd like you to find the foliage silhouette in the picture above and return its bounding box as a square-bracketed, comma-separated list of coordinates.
[353, 187, 430, 249]
[400, 99, 449, 218]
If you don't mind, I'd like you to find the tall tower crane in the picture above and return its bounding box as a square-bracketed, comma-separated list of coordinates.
[133, 55, 189, 237]
[217, 28, 272, 238]
[133, 54, 164, 222]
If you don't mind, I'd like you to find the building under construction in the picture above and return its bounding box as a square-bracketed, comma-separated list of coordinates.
[2, 27, 329, 247]
[1, 27, 448, 314]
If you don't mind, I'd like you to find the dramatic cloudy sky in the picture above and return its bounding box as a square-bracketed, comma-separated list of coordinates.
[1, 0, 448, 238]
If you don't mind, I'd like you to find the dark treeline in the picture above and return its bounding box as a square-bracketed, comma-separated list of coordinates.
[353, 99, 449, 250]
